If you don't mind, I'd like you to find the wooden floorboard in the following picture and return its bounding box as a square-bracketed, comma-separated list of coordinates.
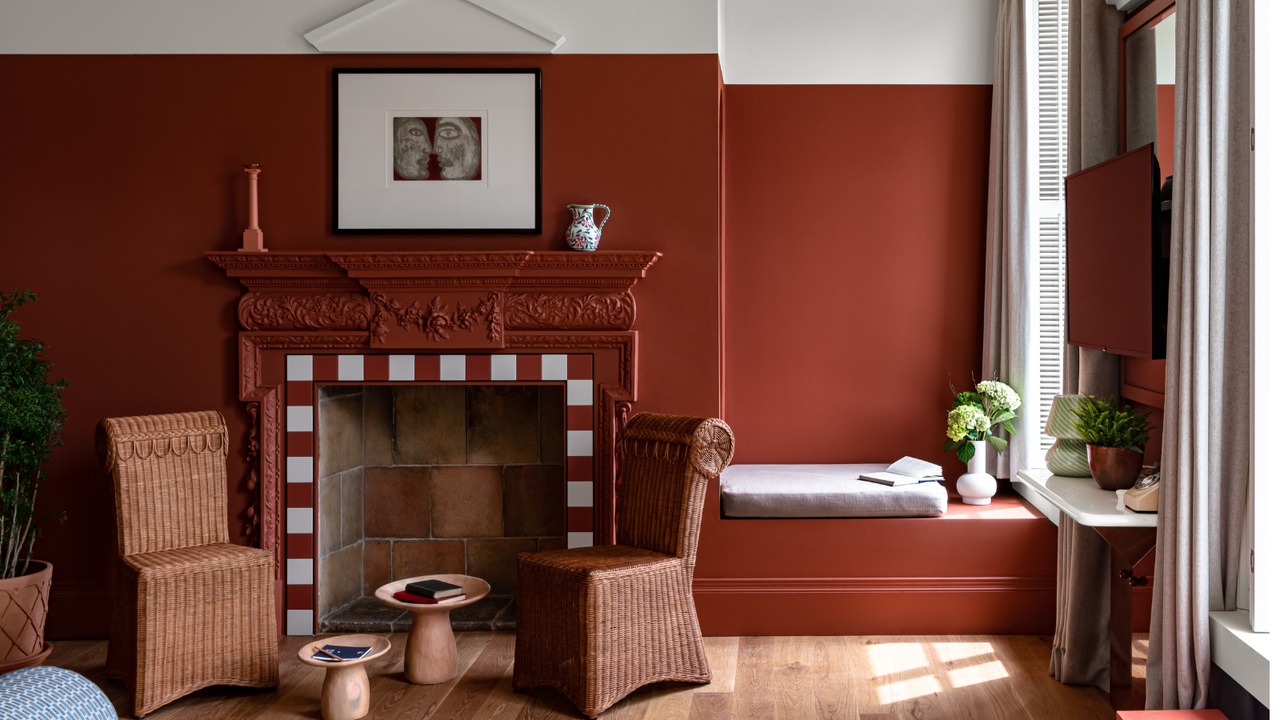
[46, 633, 1128, 719]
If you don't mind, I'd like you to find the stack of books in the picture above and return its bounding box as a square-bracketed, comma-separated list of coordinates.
[392, 578, 467, 605]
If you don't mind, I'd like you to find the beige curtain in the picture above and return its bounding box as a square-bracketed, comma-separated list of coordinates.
[1051, 0, 1124, 691]
[981, 0, 1034, 481]
[1064, 0, 1123, 402]
[1146, 0, 1251, 708]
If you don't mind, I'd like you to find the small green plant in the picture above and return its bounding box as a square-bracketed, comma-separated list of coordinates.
[943, 378, 1021, 463]
[0, 290, 67, 579]
[1070, 394, 1153, 452]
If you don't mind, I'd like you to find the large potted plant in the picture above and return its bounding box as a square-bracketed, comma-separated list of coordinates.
[0, 290, 66, 670]
[1069, 394, 1154, 490]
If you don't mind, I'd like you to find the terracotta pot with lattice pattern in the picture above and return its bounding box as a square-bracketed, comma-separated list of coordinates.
[0, 561, 52, 674]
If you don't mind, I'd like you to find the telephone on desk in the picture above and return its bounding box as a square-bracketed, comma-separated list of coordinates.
[1123, 466, 1159, 513]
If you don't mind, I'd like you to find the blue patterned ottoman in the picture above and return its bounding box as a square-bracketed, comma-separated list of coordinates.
[0, 666, 115, 720]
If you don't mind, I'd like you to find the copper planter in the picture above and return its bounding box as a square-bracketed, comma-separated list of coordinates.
[1086, 445, 1144, 490]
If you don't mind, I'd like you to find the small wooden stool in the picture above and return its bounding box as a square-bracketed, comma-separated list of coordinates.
[298, 634, 392, 720]
[374, 574, 491, 685]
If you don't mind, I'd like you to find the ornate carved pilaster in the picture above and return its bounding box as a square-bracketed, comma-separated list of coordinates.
[243, 402, 262, 543]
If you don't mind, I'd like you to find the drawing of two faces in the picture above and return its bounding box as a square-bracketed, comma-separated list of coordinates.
[393, 116, 482, 181]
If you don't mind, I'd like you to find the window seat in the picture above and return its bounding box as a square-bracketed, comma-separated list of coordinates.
[720, 463, 949, 518]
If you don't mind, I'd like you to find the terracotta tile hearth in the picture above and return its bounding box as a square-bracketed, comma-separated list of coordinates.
[315, 382, 567, 632]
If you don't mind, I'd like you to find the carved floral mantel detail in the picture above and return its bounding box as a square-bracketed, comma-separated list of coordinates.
[207, 250, 659, 564]
[370, 292, 501, 344]
[504, 292, 634, 330]
[239, 292, 371, 331]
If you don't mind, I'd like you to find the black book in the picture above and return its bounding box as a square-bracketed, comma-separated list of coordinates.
[406, 579, 464, 599]
[312, 645, 371, 662]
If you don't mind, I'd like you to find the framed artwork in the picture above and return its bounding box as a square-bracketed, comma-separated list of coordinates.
[333, 68, 542, 234]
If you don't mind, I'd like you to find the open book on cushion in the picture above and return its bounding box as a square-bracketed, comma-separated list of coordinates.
[859, 457, 944, 486]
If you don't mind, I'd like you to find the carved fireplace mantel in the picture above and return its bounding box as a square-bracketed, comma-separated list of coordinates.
[207, 250, 659, 622]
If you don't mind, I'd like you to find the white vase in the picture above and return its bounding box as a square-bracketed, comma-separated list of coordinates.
[957, 440, 997, 505]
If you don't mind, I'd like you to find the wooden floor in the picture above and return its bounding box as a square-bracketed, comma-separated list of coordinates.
[47, 633, 1142, 719]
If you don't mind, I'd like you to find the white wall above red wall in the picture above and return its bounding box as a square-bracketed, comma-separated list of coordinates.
[0, 0, 718, 54]
[719, 0, 998, 84]
[2, 0, 996, 85]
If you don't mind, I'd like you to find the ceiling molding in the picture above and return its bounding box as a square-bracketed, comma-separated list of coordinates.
[304, 0, 566, 53]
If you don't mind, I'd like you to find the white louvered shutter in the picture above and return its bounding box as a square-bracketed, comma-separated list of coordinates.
[1029, 0, 1069, 457]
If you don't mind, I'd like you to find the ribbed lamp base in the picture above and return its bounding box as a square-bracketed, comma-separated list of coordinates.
[1046, 438, 1091, 477]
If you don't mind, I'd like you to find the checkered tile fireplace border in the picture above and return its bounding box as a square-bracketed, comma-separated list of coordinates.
[281, 353, 594, 636]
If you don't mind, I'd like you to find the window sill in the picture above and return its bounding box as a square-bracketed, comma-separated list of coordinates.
[1209, 609, 1272, 709]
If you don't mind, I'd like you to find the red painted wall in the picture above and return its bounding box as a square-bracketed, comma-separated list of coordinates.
[0, 54, 723, 638]
[722, 84, 993, 476]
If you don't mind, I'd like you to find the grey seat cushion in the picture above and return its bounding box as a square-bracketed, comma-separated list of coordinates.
[719, 464, 949, 518]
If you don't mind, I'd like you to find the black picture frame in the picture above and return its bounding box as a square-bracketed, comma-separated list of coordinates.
[332, 68, 542, 235]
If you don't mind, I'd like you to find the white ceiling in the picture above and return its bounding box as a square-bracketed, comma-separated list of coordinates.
[0, 0, 998, 85]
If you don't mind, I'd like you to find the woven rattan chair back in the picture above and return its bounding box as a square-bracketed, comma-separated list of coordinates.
[96, 411, 231, 557]
[615, 413, 734, 563]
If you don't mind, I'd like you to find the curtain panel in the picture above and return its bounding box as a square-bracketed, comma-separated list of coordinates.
[1146, 0, 1251, 708]
[981, 0, 1034, 481]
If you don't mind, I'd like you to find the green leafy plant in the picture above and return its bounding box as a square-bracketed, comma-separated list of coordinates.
[0, 290, 67, 579]
[943, 379, 1021, 463]
[1069, 394, 1153, 452]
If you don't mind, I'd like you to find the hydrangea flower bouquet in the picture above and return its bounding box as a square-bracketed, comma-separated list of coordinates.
[944, 379, 1021, 463]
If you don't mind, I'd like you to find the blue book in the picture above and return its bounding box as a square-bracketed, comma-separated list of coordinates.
[312, 644, 372, 662]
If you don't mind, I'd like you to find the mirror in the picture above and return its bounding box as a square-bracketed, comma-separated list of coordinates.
[1124, 5, 1176, 188]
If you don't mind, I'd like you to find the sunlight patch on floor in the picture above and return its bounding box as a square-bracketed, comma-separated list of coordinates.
[931, 642, 994, 663]
[876, 675, 942, 704]
[947, 660, 1010, 688]
[868, 643, 928, 676]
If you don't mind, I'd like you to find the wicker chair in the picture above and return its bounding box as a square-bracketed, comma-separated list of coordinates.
[96, 411, 278, 717]
[513, 412, 734, 717]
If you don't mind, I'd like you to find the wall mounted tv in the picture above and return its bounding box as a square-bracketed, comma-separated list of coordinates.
[1065, 143, 1168, 359]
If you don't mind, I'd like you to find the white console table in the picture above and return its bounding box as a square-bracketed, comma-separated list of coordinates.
[1014, 468, 1158, 710]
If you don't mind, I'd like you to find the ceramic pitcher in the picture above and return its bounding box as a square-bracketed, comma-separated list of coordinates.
[565, 204, 610, 251]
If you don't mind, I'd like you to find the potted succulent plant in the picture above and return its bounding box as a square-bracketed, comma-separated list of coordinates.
[1069, 394, 1154, 490]
[0, 289, 67, 671]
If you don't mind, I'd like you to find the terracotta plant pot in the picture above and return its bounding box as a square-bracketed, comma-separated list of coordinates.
[0, 560, 52, 673]
[1086, 445, 1144, 490]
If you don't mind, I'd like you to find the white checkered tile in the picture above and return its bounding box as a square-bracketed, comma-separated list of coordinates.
[286, 355, 313, 381]
[440, 355, 466, 381]
[388, 355, 415, 381]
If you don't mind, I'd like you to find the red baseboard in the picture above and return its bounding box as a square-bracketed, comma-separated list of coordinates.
[46, 581, 111, 640]
[694, 576, 1056, 636]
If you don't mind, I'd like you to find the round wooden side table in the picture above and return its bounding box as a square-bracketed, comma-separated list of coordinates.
[374, 574, 491, 685]
[298, 633, 392, 720]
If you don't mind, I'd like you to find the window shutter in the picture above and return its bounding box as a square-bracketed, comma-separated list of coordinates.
[1033, 0, 1069, 452]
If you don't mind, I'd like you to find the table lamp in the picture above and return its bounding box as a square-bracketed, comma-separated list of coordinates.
[1044, 395, 1091, 477]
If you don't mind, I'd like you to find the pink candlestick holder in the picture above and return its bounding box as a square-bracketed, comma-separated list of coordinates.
[240, 164, 267, 253]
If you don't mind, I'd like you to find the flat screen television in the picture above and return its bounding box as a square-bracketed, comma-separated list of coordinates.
[1065, 143, 1167, 359]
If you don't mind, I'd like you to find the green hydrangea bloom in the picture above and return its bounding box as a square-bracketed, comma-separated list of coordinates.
[976, 380, 1021, 412]
[946, 404, 991, 441]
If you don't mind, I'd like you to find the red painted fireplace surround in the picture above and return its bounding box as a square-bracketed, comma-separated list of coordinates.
[207, 250, 658, 634]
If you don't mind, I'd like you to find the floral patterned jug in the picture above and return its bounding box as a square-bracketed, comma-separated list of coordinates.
[565, 204, 610, 251]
